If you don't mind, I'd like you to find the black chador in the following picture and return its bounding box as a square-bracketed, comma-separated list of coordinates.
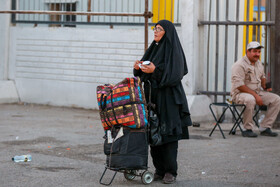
[134, 20, 192, 143]
[134, 19, 192, 179]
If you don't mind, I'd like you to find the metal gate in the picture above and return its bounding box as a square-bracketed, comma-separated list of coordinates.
[1, 0, 181, 51]
[198, 0, 275, 103]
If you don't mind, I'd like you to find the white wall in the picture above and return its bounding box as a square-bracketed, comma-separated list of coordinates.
[180, 0, 203, 95]
[0, 0, 20, 103]
[0, 0, 11, 80]
[180, 0, 213, 122]
[8, 26, 154, 108]
[8, 25, 196, 109]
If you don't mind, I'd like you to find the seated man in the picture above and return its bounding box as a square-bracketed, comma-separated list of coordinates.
[231, 41, 280, 137]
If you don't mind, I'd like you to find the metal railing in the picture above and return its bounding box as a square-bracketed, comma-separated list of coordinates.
[1, 0, 181, 50]
[2, 0, 155, 50]
[198, 0, 274, 102]
[4, 0, 180, 26]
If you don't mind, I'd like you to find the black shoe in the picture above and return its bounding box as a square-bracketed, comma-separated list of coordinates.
[153, 173, 163, 181]
[260, 128, 278, 137]
[162, 173, 176, 184]
[242, 129, 258, 137]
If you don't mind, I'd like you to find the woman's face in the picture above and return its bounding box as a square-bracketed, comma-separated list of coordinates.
[153, 25, 165, 42]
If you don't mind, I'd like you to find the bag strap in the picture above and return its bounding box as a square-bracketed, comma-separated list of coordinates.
[100, 94, 107, 110]
[100, 93, 113, 129]
[104, 109, 113, 128]
[146, 80, 155, 114]
[104, 101, 146, 111]
[110, 91, 121, 126]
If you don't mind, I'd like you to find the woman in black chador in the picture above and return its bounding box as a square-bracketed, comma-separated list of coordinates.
[133, 20, 192, 184]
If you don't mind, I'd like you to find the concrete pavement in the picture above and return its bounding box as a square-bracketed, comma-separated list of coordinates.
[0, 103, 279, 187]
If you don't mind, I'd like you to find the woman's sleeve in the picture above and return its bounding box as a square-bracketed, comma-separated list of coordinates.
[158, 63, 185, 88]
[151, 64, 164, 83]
[157, 49, 187, 88]
[133, 68, 142, 77]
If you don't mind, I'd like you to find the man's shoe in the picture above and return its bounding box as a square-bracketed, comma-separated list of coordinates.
[153, 173, 163, 181]
[162, 173, 176, 184]
[260, 128, 278, 137]
[242, 129, 258, 137]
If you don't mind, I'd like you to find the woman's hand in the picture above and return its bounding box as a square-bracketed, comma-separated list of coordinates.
[141, 62, 156, 73]
[134, 60, 141, 70]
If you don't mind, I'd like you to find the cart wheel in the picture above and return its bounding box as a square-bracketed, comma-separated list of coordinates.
[124, 170, 136, 181]
[232, 130, 236, 135]
[141, 171, 154, 185]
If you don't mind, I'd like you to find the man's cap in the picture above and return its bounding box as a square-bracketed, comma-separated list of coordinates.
[247, 41, 264, 50]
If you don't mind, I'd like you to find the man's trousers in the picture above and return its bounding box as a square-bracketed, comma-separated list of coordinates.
[234, 91, 280, 130]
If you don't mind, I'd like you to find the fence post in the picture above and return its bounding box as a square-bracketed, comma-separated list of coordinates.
[87, 0, 91, 22]
[272, 0, 280, 127]
[11, 0, 16, 23]
[144, 0, 149, 51]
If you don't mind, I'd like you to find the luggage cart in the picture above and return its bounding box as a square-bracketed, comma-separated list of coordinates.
[100, 167, 154, 185]
[97, 77, 154, 185]
[99, 127, 154, 185]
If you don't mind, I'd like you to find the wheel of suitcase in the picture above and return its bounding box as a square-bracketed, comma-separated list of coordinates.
[124, 170, 137, 181]
[141, 171, 154, 185]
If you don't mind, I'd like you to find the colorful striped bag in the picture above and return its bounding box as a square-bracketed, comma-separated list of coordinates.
[96, 77, 148, 131]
